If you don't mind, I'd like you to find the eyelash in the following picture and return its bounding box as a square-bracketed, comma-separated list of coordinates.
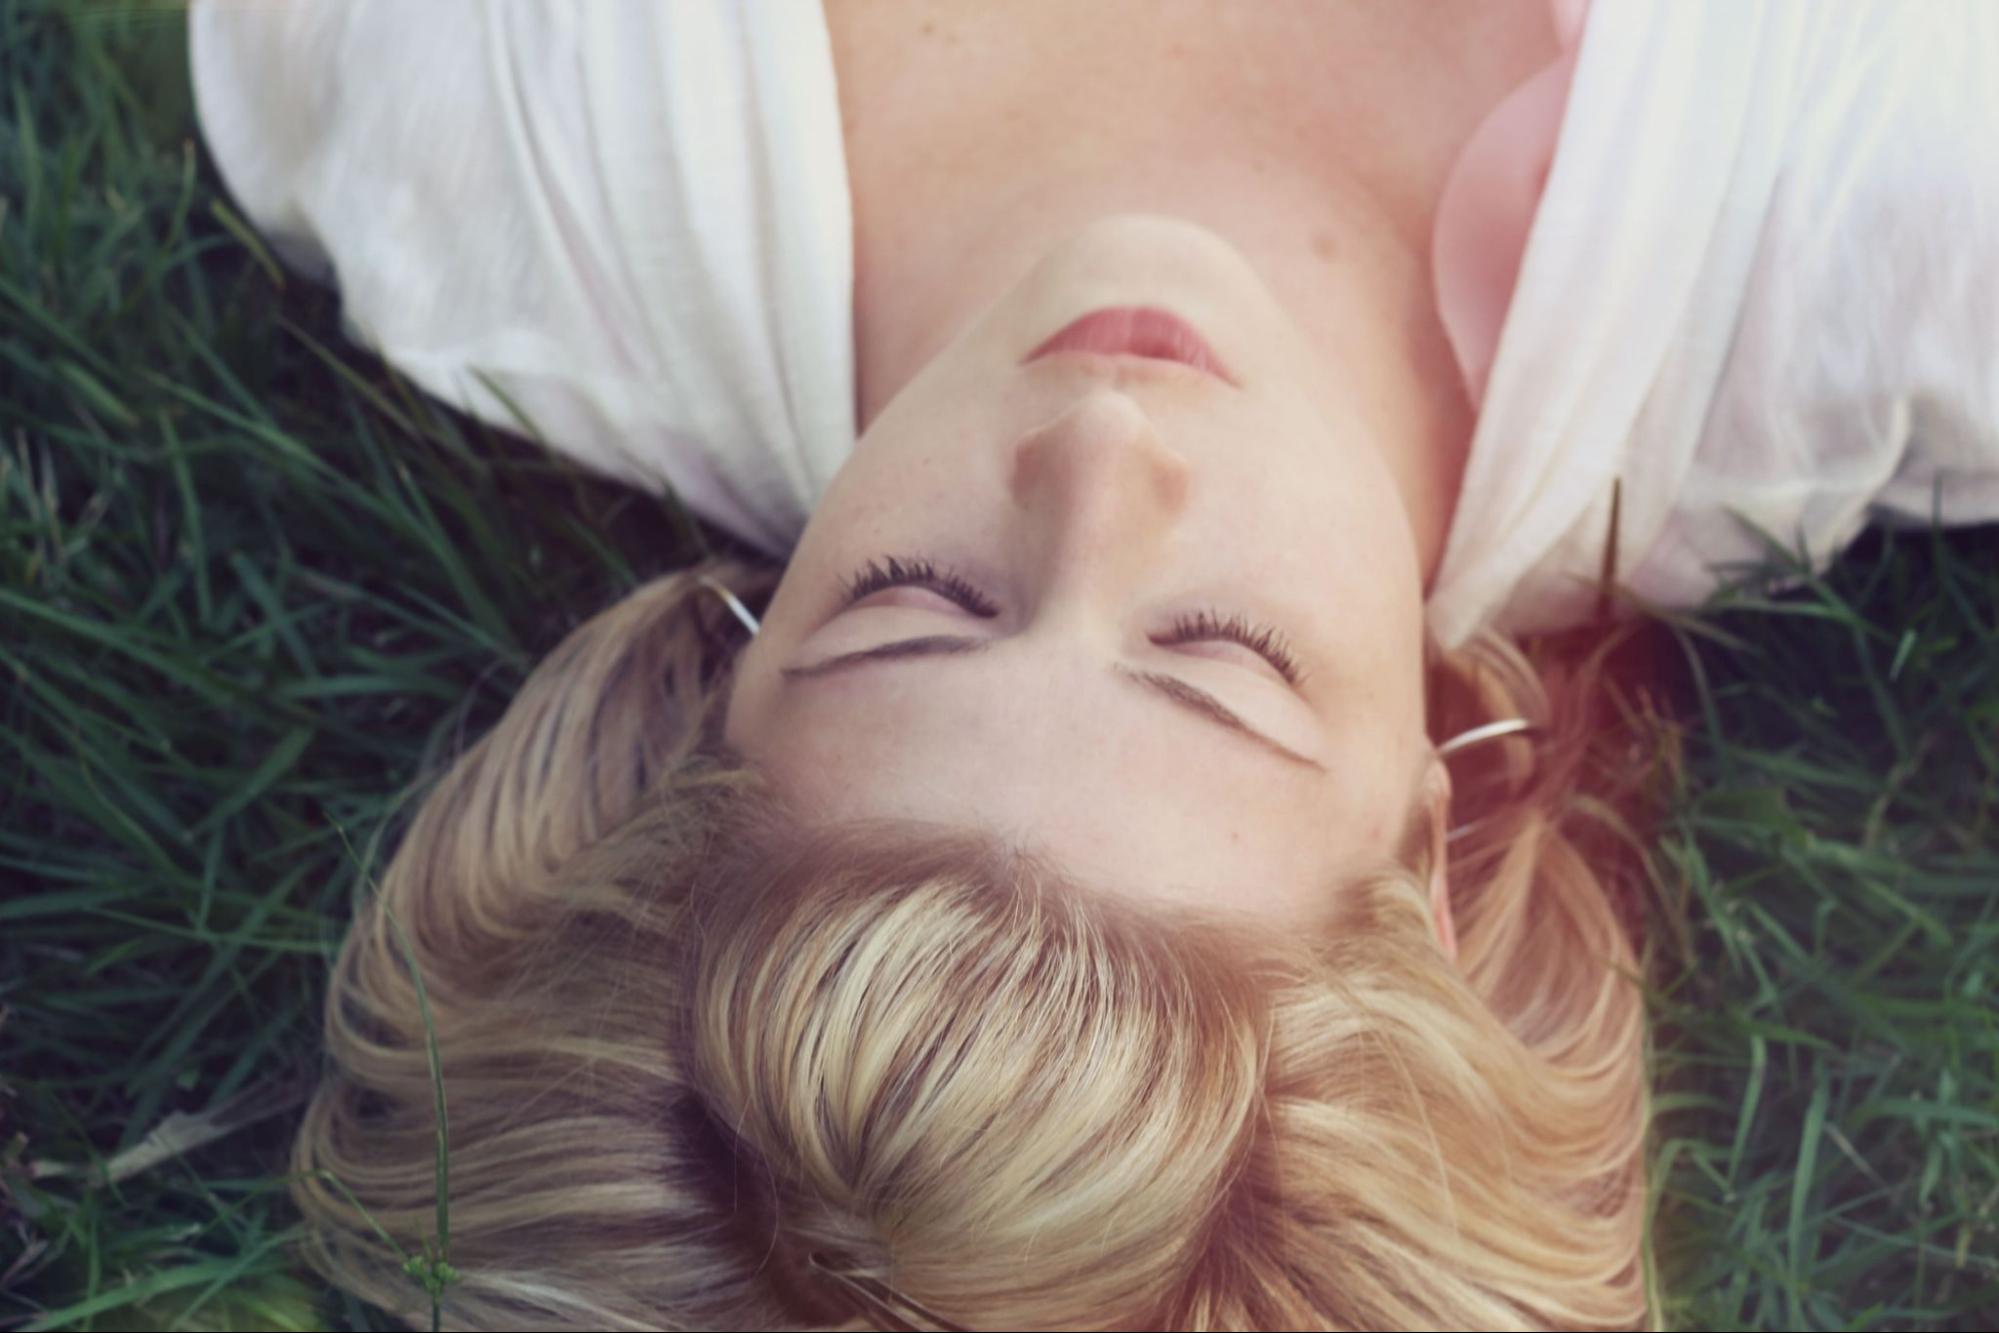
[841, 554, 1305, 687]
[1160, 609, 1304, 687]
[843, 555, 1001, 617]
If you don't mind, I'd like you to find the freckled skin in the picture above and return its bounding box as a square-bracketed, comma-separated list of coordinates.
[735, 3, 1558, 929]
[725, 218, 1444, 923]
[824, 0, 1556, 573]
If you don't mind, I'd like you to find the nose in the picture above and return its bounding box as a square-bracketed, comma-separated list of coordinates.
[1008, 389, 1193, 590]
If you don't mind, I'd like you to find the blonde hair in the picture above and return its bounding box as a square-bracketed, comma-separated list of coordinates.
[293, 557, 1656, 1330]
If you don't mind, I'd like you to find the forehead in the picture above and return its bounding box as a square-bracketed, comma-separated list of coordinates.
[738, 650, 1423, 920]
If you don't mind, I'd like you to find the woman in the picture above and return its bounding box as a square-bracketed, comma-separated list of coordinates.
[190, 1, 1999, 1328]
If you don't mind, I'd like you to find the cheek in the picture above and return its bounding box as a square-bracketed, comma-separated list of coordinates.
[805, 458, 987, 562]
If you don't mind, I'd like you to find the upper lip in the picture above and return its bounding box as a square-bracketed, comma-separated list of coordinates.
[1024, 306, 1237, 386]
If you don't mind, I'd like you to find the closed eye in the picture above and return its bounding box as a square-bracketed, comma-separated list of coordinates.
[1154, 609, 1303, 686]
[843, 554, 999, 617]
[840, 553, 1303, 687]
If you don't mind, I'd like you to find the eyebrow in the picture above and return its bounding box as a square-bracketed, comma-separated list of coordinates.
[780, 636, 1327, 772]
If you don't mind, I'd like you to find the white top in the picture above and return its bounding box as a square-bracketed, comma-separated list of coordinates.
[1429, 0, 1999, 645]
[190, 1, 1999, 651]
[189, 0, 855, 558]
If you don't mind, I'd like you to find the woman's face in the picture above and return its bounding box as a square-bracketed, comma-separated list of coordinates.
[725, 216, 1439, 922]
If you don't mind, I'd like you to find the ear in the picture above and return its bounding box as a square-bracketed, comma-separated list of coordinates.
[1420, 754, 1457, 963]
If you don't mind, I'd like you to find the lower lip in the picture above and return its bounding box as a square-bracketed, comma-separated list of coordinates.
[1025, 306, 1236, 385]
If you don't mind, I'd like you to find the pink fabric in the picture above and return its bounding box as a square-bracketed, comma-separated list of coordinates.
[1432, 0, 1590, 408]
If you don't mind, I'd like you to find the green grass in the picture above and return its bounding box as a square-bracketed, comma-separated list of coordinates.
[1634, 521, 1999, 1329]
[1, 3, 1994, 1329]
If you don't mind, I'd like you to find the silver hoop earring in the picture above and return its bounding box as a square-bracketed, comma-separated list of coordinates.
[1440, 716, 1538, 844]
[1438, 716, 1536, 757]
[696, 574, 761, 636]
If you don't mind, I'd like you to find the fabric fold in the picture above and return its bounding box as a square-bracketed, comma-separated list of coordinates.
[190, 1, 1999, 648]
[189, 0, 856, 558]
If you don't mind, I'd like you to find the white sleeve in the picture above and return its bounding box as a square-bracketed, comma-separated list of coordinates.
[1648, 0, 1999, 602]
[187, 0, 856, 556]
[186, 0, 348, 287]
[1855, 4, 1999, 532]
[1427, 1, 1999, 650]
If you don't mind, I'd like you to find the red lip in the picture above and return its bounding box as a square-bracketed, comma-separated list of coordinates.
[1025, 306, 1236, 385]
